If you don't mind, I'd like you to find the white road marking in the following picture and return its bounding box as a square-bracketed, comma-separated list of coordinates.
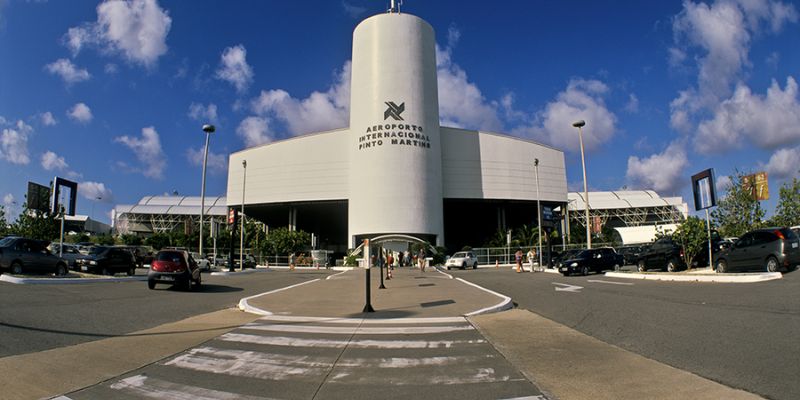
[241, 323, 474, 335]
[587, 279, 634, 286]
[109, 374, 274, 400]
[165, 347, 332, 380]
[259, 315, 468, 324]
[552, 282, 583, 292]
[220, 333, 486, 349]
[335, 354, 493, 368]
[499, 396, 549, 400]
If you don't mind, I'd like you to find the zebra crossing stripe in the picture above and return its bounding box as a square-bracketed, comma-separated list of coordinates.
[109, 374, 275, 400]
[240, 323, 473, 335]
[219, 332, 487, 349]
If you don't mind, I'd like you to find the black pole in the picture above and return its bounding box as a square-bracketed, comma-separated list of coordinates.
[379, 252, 386, 289]
[363, 264, 375, 312]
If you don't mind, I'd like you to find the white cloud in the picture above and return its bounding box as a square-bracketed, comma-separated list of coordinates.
[764, 146, 800, 180]
[436, 44, 503, 131]
[45, 58, 90, 85]
[715, 174, 732, 194]
[626, 141, 689, 194]
[186, 147, 227, 173]
[114, 126, 166, 179]
[0, 120, 32, 165]
[67, 103, 93, 123]
[41, 151, 68, 171]
[250, 61, 350, 136]
[669, 0, 799, 149]
[342, 1, 366, 18]
[188, 102, 217, 122]
[236, 116, 273, 147]
[104, 63, 118, 74]
[65, 0, 171, 67]
[624, 93, 639, 113]
[3, 193, 18, 223]
[40, 112, 57, 126]
[78, 181, 113, 203]
[513, 79, 618, 152]
[694, 77, 800, 153]
[216, 44, 254, 93]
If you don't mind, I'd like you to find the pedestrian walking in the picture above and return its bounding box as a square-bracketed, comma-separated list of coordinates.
[527, 248, 537, 272]
[515, 248, 524, 273]
[289, 252, 295, 271]
[417, 248, 426, 272]
[387, 252, 394, 280]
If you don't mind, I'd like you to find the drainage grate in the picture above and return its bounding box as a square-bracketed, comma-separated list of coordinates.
[420, 299, 455, 308]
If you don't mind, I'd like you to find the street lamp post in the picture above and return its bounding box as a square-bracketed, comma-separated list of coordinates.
[240, 160, 247, 271]
[199, 124, 215, 258]
[534, 158, 542, 269]
[572, 120, 591, 249]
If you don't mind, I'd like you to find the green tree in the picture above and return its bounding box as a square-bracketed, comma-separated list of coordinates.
[145, 232, 171, 250]
[770, 177, 800, 227]
[672, 216, 711, 269]
[10, 201, 59, 240]
[260, 227, 311, 256]
[0, 205, 8, 237]
[120, 234, 143, 246]
[712, 170, 765, 237]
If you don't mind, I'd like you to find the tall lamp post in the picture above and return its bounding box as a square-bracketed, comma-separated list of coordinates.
[199, 124, 215, 258]
[534, 158, 542, 268]
[240, 160, 247, 271]
[572, 120, 591, 249]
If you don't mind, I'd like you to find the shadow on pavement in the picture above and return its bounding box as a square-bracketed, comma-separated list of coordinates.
[0, 321, 246, 339]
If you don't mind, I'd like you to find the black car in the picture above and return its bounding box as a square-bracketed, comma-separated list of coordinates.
[558, 248, 625, 276]
[715, 227, 800, 273]
[637, 236, 687, 272]
[617, 245, 646, 266]
[0, 237, 69, 276]
[75, 246, 137, 276]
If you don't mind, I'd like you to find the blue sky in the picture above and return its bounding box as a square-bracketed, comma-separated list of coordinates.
[1, 0, 799, 225]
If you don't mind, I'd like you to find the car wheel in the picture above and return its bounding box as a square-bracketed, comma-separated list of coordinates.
[581, 265, 589, 276]
[55, 264, 67, 277]
[127, 267, 135, 276]
[147, 279, 156, 289]
[10, 262, 23, 275]
[446, 266, 451, 270]
[766, 256, 779, 273]
[473, 262, 478, 269]
[101, 267, 111, 276]
[461, 262, 466, 270]
[716, 259, 728, 273]
[637, 260, 646, 272]
[667, 259, 678, 273]
[614, 264, 621, 271]
[194, 274, 202, 289]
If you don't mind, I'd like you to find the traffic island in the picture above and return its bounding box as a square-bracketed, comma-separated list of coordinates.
[604, 270, 782, 283]
[0, 272, 147, 284]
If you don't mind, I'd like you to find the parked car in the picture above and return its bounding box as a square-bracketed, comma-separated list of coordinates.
[637, 236, 687, 272]
[558, 247, 624, 276]
[0, 237, 69, 276]
[231, 254, 257, 269]
[75, 246, 137, 275]
[715, 227, 800, 273]
[552, 249, 583, 267]
[117, 245, 154, 268]
[445, 251, 478, 270]
[48, 243, 82, 269]
[617, 245, 646, 266]
[148, 250, 201, 290]
[190, 252, 211, 271]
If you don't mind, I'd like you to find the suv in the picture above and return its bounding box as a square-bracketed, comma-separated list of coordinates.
[0, 237, 69, 276]
[445, 252, 479, 270]
[715, 227, 800, 273]
[558, 247, 624, 276]
[637, 236, 687, 272]
[148, 250, 201, 290]
[75, 246, 137, 275]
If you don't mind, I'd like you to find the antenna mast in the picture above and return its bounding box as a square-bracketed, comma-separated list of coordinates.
[388, 0, 402, 13]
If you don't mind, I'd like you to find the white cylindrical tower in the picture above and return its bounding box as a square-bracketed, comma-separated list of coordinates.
[347, 12, 443, 247]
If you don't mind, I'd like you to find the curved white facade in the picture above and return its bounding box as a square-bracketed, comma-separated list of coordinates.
[226, 11, 568, 251]
[348, 13, 444, 245]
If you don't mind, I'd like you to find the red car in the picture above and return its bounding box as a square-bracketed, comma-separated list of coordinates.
[147, 250, 201, 290]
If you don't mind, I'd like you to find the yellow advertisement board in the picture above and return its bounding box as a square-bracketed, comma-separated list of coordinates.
[743, 172, 769, 201]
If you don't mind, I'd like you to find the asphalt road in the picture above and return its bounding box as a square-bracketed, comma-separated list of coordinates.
[0, 269, 333, 358]
[449, 267, 800, 400]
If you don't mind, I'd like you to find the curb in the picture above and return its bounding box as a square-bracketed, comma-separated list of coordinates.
[604, 271, 782, 283]
[237, 279, 322, 315]
[455, 277, 514, 316]
[210, 268, 272, 277]
[0, 273, 147, 285]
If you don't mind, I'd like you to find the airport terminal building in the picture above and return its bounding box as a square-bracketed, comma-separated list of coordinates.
[226, 10, 568, 253]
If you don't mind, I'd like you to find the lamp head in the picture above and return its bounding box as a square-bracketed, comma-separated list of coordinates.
[242, 160, 247, 168]
[572, 120, 586, 128]
[534, 158, 539, 167]
[202, 124, 216, 133]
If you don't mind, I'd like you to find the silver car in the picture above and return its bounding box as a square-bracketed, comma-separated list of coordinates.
[0, 237, 69, 276]
[445, 251, 479, 270]
[715, 227, 800, 273]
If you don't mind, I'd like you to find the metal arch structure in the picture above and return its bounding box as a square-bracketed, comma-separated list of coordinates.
[113, 195, 228, 235]
[115, 212, 227, 235]
[567, 191, 687, 232]
[348, 234, 437, 257]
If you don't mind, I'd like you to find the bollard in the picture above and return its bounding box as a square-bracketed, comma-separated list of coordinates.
[495, 260, 499, 269]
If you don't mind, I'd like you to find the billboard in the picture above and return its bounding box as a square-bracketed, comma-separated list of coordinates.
[27, 182, 51, 213]
[51, 177, 78, 216]
[691, 168, 717, 211]
[743, 172, 769, 201]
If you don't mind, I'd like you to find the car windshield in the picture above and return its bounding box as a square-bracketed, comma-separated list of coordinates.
[575, 250, 593, 259]
[157, 251, 184, 263]
[452, 252, 467, 258]
[0, 237, 16, 247]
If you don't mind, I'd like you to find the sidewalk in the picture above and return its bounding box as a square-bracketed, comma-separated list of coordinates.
[241, 267, 511, 319]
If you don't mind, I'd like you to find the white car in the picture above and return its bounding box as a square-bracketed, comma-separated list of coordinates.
[189, 252, 211, 271]
[445, 251, 479, 270]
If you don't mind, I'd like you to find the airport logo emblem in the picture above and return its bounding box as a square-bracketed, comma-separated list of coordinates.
[384, 101, 405, 121]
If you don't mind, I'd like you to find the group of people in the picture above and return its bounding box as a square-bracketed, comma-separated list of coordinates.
[515, 248, 539, 273]
[372, 249, 428, 272]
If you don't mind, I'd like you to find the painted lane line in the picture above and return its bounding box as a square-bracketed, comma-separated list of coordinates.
[455, 278, 513, 316]
[335, 354, 494, 368]
[238, 278, 321, 315]
[165, 347, 334, 380]
[219, 333, 487, 349]
[259, 315, 467, 324]
[325, 270, 349, 280]
[552, 282, 583, 292]
[587, 279, 634, 286]
[330, 367, 522, 386]
[109, 374, 274, 400]
[240, 323, 474, 335]
[499, 396, 549, 400]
